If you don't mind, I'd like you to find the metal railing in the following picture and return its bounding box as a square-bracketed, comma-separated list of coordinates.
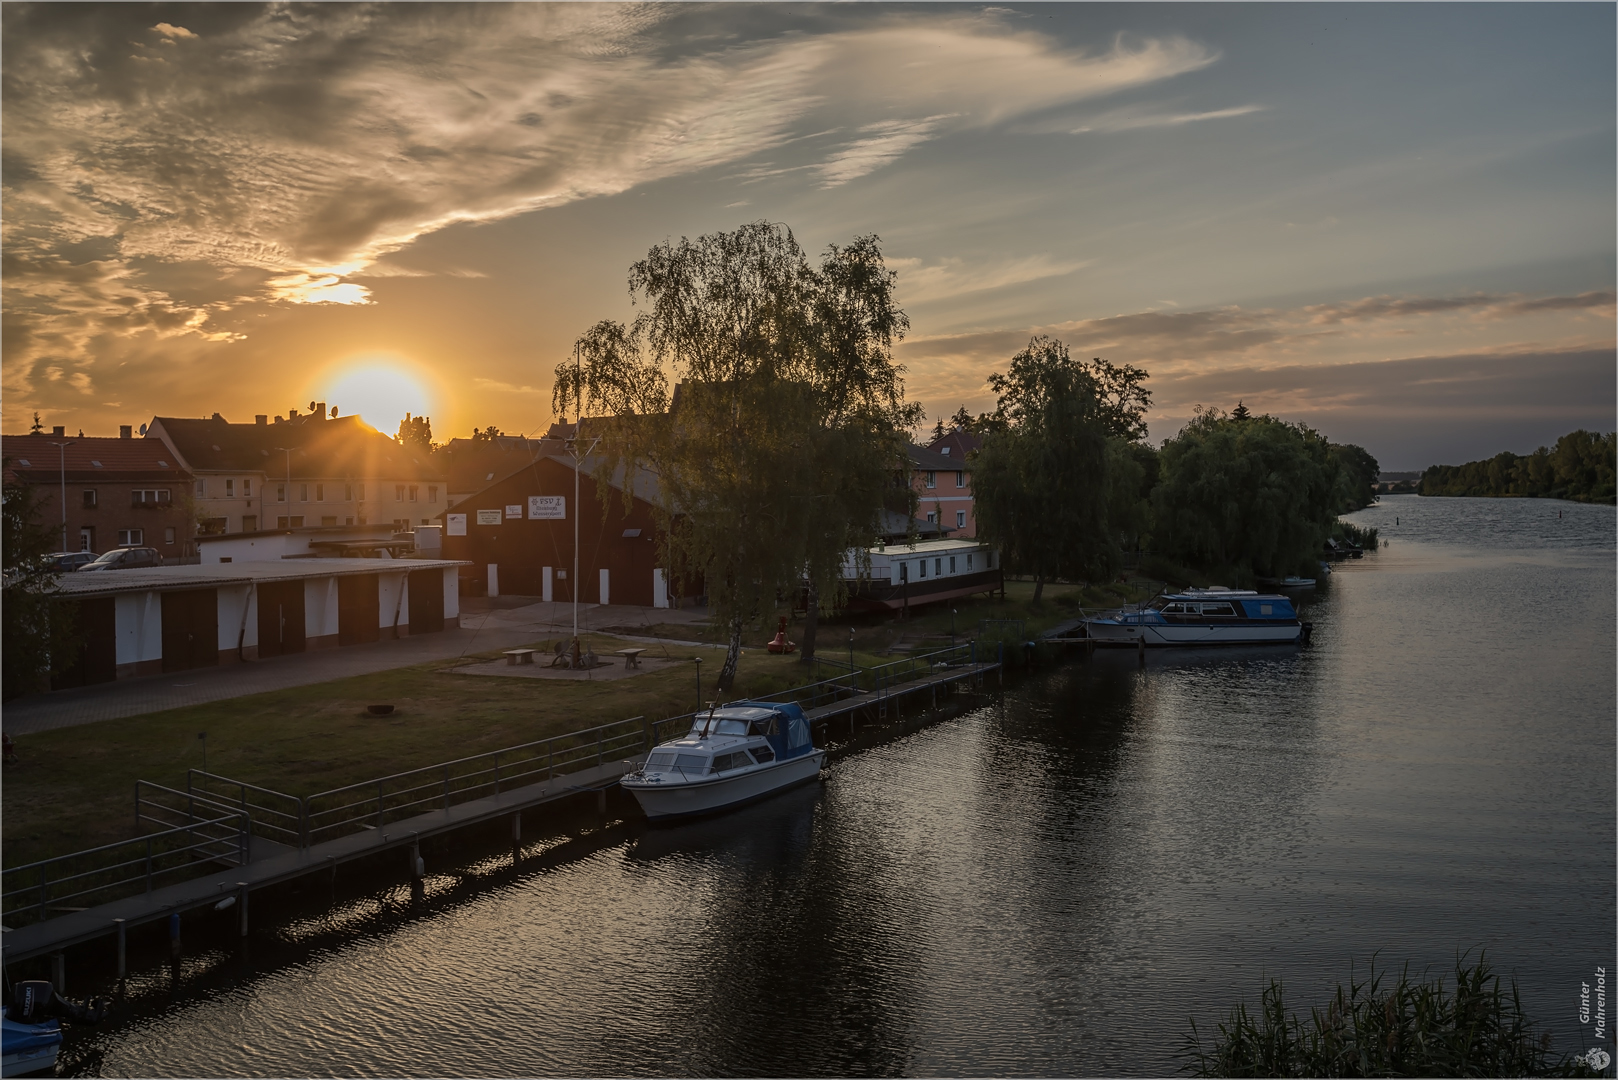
[300, 716, 649, 845]
[977, 618, 1026, 642]
[1, 811, 247, 927]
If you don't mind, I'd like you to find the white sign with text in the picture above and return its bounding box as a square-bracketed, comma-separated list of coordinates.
[528, 496, 565, 520]
[476, 509, 502, 526]
[446, 513, 467, 536]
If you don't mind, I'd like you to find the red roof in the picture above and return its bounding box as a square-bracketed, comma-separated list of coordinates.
[2, 434, 188, 483]
[151, 414, 442, 481]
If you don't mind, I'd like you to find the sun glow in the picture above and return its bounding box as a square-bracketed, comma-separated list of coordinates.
[321, 362, 437, 436]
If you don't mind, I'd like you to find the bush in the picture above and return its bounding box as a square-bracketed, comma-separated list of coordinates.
[1183, 954, 1600, 1077]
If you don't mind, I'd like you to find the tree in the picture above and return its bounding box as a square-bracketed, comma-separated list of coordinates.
[2, 462, 78, 698]
[470, 425, 505, 443]
[949, 405, 975, 434]
[1329, 442, 1380, 512]
[931, 416, 946, 441]
[1152, 408, 1339, 579]
[1231, 400, 1251, 422]
[972, 337, 1129, 602]
[29, 412, 42, 434]
[554, 222, 918, 685]
[396, 413, 436, 454]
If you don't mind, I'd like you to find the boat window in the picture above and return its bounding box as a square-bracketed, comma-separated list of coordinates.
[646, 752, 677, 767]
[1162, 603, 1185, 614]
[749, 745, 775, 763]
[714, 719, 748, 735]
[711, 752, 749, 772]
[1201, 602, 1237, 617]
[919, 559, 926, 578]
[1260, 604, 1273, 615]
[674, 754, 709, 771]
[749, 716, 779, 736]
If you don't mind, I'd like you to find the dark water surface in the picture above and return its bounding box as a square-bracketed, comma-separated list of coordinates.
[74, 496, 1615, 1076]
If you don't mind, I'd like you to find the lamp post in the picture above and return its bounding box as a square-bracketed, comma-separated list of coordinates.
[48, 439, 73, 552]
[272, 448, 292, 528]
[564, 344, 601, 648]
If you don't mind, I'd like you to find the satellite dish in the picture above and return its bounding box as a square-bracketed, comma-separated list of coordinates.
[139, 423, 148, 436]
[330, 405, 338, 417]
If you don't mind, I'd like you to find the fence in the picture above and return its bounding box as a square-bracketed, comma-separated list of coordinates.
[1, 811, 247, 927]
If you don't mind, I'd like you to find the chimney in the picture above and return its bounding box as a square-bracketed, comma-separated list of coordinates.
[51, 425, 64, 436]
[289, 408, 299, 419]
[211, 412, 223, 421]
[255, 415, 267, 426]
[314, 402, 326, 419]
[120, 425, 132, 439]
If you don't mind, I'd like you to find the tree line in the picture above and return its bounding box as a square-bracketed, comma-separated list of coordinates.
[1420, 430, 1616, 504]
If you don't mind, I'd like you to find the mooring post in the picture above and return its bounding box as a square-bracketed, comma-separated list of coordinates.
[1137, 635, 1146, 666]
[511, 813, 521, 846]
[411, 833, 424, 878]
[49, 952, 64, 994]
[168, 911, 181, 961]
[237, 882, 249, 937]
[115, 918, 127, 979]
[596, 788, 607, 814]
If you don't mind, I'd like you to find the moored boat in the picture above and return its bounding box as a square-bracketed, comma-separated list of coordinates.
[621, 701, 826, 821]
[1, 980, 107, 1078]
[1085, 588, 1307, 647]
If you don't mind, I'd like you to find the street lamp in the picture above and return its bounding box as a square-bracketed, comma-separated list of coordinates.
[48, 439, 73, 551]
[272, 448, 292, 528]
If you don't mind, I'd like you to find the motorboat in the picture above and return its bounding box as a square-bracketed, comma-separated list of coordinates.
[1085, 587, 1307, 647]
[1255, 575, 1316, 588]
[2, 980, 107, 1077]
[621, 701, 826, 821]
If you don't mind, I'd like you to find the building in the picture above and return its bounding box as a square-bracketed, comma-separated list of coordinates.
[438, 433, 565, 513]
[442, 454, 695, 607]
[48, 558, 466, 688]
[2, 427, 195, 556]
[910, 439, 978, 538]
[841, 536, 1000, 612]
[146, 406, 445, 538]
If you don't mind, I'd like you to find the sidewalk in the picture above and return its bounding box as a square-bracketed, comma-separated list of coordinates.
[2, 600, 711, 735]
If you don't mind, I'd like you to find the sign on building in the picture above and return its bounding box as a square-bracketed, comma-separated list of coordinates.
[528, 496, 565, 520]
[476, 509, 502, 526]
[446, 513, 467, 536]
[505, 504, 522, 519]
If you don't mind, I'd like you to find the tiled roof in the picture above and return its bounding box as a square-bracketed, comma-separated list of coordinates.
[907, 444, 958, 470]
[928, 428, 981, 459]
[2, 434, 188, 483]
[439, 438, 565, 493]
[152, 414, 442, 481]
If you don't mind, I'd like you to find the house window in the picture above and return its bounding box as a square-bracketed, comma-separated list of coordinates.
[345, 484, 353, 501]
[117, 528, 143, 546]
[919, 559, 927, 578]
[926, 511, 936, 524]
[299, 484, 308, 502]
[346, 517, 355, 525]
[79, 526, 94, 551]
[395, 485, 405, 501]
[956, 511, 966, 529]
[242, 516, 256, 532]
[428, 485, 438, 503]
[321, 516, 337, 526]
[277, 484, 286, 502]
[195, 479, 206, 497]
[291, 516, 304, 527]
[81, 490, 97, 509]
[277, 517, 289, 528]
[357, 515, 367, 525]
[966, 552, 974, 571]
[164, 527, 176, 545]
[225, 478, 235, 497]
[356, 483, 365, 502]
[131, 489, 172, 506]
[935, 558, 942, 576]
[949, 556, 956, 573]
[956, 471, 964, 488]
[924, 471, 936, 489]
[316, 483, 324, 501]
[409, 485, 418, 502]
[243, 479, 251, 497]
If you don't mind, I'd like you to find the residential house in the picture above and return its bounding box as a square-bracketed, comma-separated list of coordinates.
[2, 426, 194, 556]
[147, 406, 445, 537]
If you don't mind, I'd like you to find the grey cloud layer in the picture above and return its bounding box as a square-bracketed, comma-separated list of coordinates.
[2, 3, 1216, 401]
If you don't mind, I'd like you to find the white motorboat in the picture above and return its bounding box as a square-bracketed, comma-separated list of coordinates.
[1085, 587, 1308, 647]
[621, 701, 826, 821]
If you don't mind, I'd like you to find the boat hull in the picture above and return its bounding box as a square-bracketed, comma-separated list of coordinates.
[1, 1017, 61, 1079]
[1086, 620, 1300, 647]
[625, 751, 826, 821]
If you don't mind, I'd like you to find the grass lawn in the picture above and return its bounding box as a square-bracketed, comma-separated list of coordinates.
[4, 577, 1155, 869]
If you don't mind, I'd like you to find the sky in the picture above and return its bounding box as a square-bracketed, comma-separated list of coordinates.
[3, 3, 1613, 470]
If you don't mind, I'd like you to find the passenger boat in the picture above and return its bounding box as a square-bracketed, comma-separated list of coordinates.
[1084, 588, 1307, 647]
[621, 701, 826, 821]
[841, 539, 1000, 612]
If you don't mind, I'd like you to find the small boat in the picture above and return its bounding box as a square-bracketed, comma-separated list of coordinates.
[1085, 587, 1307, 647]
[2, 980, 107, 1077]
[622, 701, 826, 821]
[1255, 575, 1316, 589]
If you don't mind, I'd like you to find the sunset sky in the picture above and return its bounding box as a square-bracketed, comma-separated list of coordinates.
[3, 3, 1613, 469]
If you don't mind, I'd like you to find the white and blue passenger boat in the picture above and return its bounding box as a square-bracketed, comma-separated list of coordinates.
[621, 701, 826, 821]
[1085, 588, 1307, 647]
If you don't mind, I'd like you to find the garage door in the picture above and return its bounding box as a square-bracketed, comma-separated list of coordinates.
[407, 569, 445, 634]
[161, 589, 219, 672]
[256, 579, 306, 658]
[53, 597, 116, 688]
[338, 574, 380, 646]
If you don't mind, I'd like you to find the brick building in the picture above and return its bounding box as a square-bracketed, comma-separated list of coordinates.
[2, 427, 195, 557]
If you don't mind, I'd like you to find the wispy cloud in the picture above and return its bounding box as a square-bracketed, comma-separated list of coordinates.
[817, 116, 954, 186]
[890, 253, 1091, 304]
[1017, 103, 1265, 135]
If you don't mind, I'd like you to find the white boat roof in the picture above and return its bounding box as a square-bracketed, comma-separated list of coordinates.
[866, 538, 990, 556]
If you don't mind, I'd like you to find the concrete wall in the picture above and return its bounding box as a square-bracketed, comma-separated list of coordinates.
[216, 583, 258, 662]
[306, 576, 339, 648]
[114, 591, 162, 678]
[379, 569, 409, 635]
[443, 565, 460, 625]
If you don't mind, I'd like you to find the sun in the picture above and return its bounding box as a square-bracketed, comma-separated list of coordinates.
[321, 362, 437, 435]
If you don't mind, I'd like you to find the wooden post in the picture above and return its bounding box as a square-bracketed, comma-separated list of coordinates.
[168, 911, 181, 960]
[115, 918, 126, 979]
[411, 835, 424, 878]
[511, 813, 521, 846]
[49, 952, 64, 994]
[1137, 635, 1145, 666]
[236, 882, 249, 937]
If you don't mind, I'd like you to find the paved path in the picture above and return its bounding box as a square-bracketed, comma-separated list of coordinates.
[3, 601, 711, 735]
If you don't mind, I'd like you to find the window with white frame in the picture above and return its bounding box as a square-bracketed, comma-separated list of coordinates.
[409, 485, 418, 502]
[315, 483, 324, 501]
[345, 484, 353, 501]
[243, 479, 251, 497]
[131, 489, 172, 506]
[164, 527, 176, 545]
[356, 483, 364, 501]
[428, 485, 438, 503]
[117, 528, 143, 546]
[277, 484, 286, 502]
[924, 470, 936, 489]
[225, 478, 235, 497]
[299, 483, 308, 501]
[195, 479, 206, 497]
[956, 511, 966, 529]
[955, 470, 964, 488]
[395, 485, 405, 501]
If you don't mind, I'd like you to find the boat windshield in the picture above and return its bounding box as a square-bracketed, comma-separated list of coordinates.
[688, 717, 751, 737]
[644, 752, 709, 773]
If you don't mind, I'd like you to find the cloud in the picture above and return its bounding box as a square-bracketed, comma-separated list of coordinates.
[817, 116, 954, 186]
[151, 22, 197, 39]
[891, 253, 1091, 304]
[1017, 103, 1265, 135]
[1306, 289, 1615, 325]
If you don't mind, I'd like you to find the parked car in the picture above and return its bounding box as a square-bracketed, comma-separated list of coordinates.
[46, 551, 99, 572]
[77, 547, 162, 571]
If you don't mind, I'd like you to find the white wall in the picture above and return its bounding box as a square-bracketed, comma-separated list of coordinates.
[443, 566, 460, 620]
[201, 534, 302, 563]
[114, 591, 162, 666]
[378, 571, 410, 632]
[305, 576, 339, 639]
[217, 584, 257, 652]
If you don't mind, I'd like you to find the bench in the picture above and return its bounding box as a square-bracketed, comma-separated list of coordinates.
[616, 647, 647, 669]
[503, 648, 538, 666]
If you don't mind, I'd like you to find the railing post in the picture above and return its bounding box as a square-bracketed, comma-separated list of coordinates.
[134, 780, 141, 834]
[145, 837, 153, 893]
[299, 798, 309, 849]
[37, 865, 48, 922]
[597, 730, 603, 767]
[376, 782, 384, 830]
[443, 764, 451, 811]
[239, 814, 248, 865]
[494, 753, 500, 796]
[548, 745, 554, 781]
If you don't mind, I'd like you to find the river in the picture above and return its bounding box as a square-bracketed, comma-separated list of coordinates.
[67, 495, 1615, 1077]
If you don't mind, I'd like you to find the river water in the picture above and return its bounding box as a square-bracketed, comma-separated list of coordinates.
[70, 495, 1614, 1077]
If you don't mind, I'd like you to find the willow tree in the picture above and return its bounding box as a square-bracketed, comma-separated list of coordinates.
[972, 337, 1151, 601]
[554, 222, 917, 689]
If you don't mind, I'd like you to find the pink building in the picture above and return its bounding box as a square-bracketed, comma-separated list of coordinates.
[910, 427, 980, 537]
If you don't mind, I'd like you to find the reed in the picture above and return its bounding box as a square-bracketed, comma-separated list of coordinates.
[1183, 953, 1599, 1077]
